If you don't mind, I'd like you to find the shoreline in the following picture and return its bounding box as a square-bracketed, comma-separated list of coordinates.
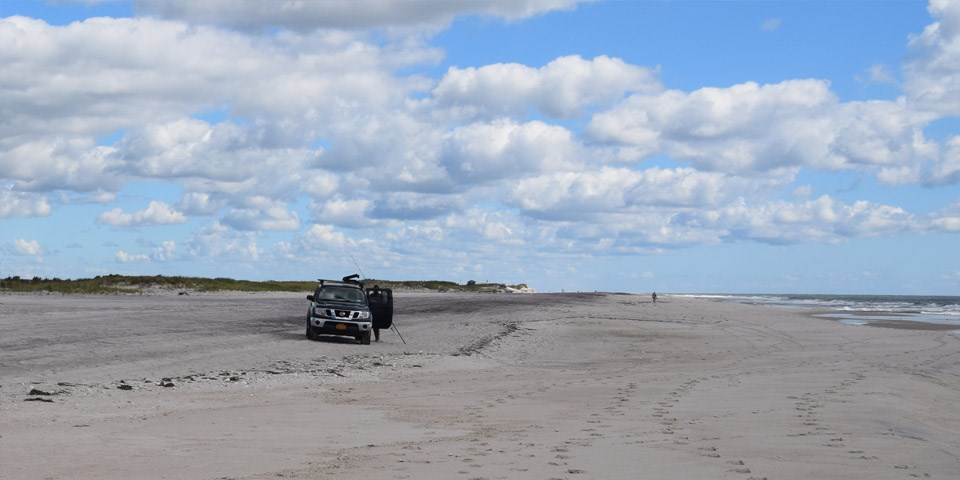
[801, 309, 960, 332]
[854, 318, 960, 331]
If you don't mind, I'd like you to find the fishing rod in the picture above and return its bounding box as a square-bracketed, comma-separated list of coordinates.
[350, 254, 406, 345]
[390, 318, 406, 345]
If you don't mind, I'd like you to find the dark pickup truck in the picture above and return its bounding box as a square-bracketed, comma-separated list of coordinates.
[305, 275, 393, 345]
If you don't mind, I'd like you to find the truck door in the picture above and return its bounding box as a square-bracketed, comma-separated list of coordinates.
[366, 287, 393, 329]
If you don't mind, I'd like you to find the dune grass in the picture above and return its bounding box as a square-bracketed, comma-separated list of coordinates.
[0, 275, 315, 294]
[0, 274, 526, 295]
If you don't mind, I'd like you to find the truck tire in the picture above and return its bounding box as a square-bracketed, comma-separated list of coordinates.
[360, 331, 371, 345]
[306, 319, 316, 341]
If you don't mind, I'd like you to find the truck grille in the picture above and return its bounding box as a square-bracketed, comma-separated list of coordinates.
[317, 308, 362, 319]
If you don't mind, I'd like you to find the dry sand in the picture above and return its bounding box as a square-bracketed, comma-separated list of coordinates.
[1, 292, 958, 479]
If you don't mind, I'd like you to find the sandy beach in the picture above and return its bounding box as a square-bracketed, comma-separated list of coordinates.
[1, 292, 958, 479]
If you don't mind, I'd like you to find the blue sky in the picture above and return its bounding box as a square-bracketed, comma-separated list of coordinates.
[2, 0, 959, 294]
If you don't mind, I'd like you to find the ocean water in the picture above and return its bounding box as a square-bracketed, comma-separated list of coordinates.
[678, 293, 960, 328]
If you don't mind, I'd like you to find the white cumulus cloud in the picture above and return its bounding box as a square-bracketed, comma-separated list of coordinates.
[303, 224, 351, 249]
[13, 238, 43, 257]
[97, 201, 187, 227]
[138, 0, 590, 31]
[312, 198, 375, 229]
[904, 0, 960, 115]
[185, 222, 262, 261]
[115, 250, 150, 263]
[152, 240, 177, 261]
[587, 79, 936, 178]
[929, 135, 960, 184]
[702, 195, 916, 244]
[0, 188, 51, 218]
[441, 120, 581, 184]
[507, 167, 739, 219]
[431, 55, 660, 119]
[221, 196, 301, 232]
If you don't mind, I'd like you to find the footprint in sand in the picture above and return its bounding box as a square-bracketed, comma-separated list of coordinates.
[698, 446, 721, 458]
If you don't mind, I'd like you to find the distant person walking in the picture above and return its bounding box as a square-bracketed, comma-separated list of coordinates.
[652, 292, 657, 303]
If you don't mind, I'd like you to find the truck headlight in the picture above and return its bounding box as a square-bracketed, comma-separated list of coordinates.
[357, 311, 370, 319]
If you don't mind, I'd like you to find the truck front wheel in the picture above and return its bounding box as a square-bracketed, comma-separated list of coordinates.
[360, 331, 371, 345]
[306, 319, 317, 341]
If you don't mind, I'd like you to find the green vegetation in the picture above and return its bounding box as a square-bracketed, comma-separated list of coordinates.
[0, 275, 528, 295]
[0, 275, 315, 294]
[363, 279, 527, 293]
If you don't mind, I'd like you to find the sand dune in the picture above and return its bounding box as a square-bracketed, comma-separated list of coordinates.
[1, 292, 957, 479]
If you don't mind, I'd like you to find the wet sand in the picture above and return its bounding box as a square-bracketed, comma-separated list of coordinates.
[1, 292, 958, 479]
[863, 319, 960, 331]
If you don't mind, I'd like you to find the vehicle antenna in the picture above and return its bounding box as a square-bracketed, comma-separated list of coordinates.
[349, 254, 366, 280]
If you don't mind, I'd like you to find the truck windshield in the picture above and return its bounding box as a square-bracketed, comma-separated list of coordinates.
[316, 286, 365, 304]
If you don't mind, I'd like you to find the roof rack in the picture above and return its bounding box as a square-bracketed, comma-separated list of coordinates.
[316, 274, 364, 288]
